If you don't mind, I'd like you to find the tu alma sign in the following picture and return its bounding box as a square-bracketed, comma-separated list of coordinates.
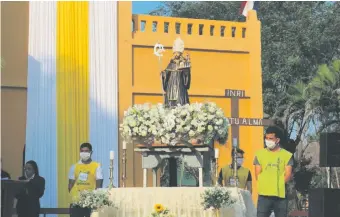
[228, 118, 273, 126]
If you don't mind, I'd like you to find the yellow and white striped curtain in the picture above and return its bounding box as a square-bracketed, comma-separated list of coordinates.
[26, 1, 119, 209]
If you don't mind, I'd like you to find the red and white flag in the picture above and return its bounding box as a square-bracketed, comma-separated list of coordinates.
[240, 1, 259, 17]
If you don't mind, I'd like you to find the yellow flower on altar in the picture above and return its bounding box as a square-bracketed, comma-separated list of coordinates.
[154, 203, 164, 213]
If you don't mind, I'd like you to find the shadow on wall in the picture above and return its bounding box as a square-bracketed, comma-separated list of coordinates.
[89, 97, 119, 188]
[26, 55, 57, 212]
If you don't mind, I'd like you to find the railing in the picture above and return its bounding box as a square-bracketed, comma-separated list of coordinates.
[12, 208, 70, 217]
[132, 15, 247, 39]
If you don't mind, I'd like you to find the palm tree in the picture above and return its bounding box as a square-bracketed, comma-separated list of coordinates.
[277, 60, 340, 210]
[307, 60, 340, 188]
[308, 60, 340, 132]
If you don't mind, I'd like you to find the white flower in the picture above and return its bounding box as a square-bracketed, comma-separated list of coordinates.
[215, 119, 223, 125]
[180, 110, 187, 116]
[208, 106, 216, 113]
[128, 120, 137, 127]
[191, 119, 198, 126]
[184, 126, 191, 132]
[207, 115, 214, 120]
[216, 110, 224, 117]
[120, 102, 228, 145]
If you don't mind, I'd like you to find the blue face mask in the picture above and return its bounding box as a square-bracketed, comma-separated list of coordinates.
[237, 158, 244, 166]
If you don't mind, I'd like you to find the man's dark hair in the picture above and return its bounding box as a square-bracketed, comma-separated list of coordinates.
[80, 142, 92, 151]
[231, 148, 245, 156]
[265, 126, 284, 139]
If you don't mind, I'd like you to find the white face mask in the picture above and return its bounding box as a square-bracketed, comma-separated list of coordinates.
[236, 158, 244, 166]
[80, 152, 91, 161]
[265, 140, 277, 149]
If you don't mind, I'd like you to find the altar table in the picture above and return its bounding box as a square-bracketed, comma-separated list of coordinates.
[98, 187, 256, 217]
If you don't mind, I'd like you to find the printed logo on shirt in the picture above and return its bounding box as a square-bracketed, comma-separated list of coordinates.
[77, 170, 90, 184]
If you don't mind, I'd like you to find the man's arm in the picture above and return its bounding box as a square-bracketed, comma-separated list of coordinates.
[96, 165, 104, 189]
[218, 169, 223, 186]
[68, 179, 75, 192]
[253, 156, 262, 180]
[68, 165, 75, 192]
[284, 157, 294, 183]
[246, 171, 252, 194]
[96, 180, 103, 189]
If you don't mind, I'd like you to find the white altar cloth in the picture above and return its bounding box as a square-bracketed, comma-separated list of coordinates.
[98, 187, 256, 217]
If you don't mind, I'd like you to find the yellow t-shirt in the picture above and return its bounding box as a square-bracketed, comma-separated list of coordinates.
[69, 161, 101, 201]
[255, 148, 292, 198]
[219, 165, 251, 189]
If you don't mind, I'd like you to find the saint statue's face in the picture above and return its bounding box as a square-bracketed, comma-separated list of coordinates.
[174, 52, 182, 59]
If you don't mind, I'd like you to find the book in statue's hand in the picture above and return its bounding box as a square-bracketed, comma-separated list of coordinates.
[178, 61, 191, 69]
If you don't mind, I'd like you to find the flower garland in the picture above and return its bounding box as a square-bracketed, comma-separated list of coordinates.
[120, 102, 229, 146]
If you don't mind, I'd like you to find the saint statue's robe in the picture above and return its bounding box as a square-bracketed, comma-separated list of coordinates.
[161, 59, 191, 107]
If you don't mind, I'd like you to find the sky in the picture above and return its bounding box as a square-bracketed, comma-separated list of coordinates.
[132, 1, 162, 14]
[131, 1, 336, 15]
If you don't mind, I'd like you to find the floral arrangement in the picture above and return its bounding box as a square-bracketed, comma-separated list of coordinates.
[72, 189, 114, 212]
[120, 102, 229, 146]
[201, 186, 235, 211]
[148, 204, 175, 217]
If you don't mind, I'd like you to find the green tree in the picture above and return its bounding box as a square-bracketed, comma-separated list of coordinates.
[280, 60, 340, 211]
[308, 60, 340, 132]
[277, 59, 340, 157]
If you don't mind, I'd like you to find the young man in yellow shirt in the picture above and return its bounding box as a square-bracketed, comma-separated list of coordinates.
[254, 126, 293, 217]
[68, 142, 103, 217]
[218, 148, 252, 193]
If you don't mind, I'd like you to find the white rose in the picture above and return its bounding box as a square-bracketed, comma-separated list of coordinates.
[197, 126, 205, 133]
[141, 130, 147, 137]
[198, 114, 206, 121]
[129, 120, 137, 127]
[208, 115, 214, 120]
[189, 130, 195, 137]
[191, 119, 198, 126]
[208, 107, 216, 113]
[216, 110, 224, 117]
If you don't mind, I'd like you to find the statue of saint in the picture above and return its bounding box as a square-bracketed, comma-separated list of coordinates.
[161, 37, 191, 107]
